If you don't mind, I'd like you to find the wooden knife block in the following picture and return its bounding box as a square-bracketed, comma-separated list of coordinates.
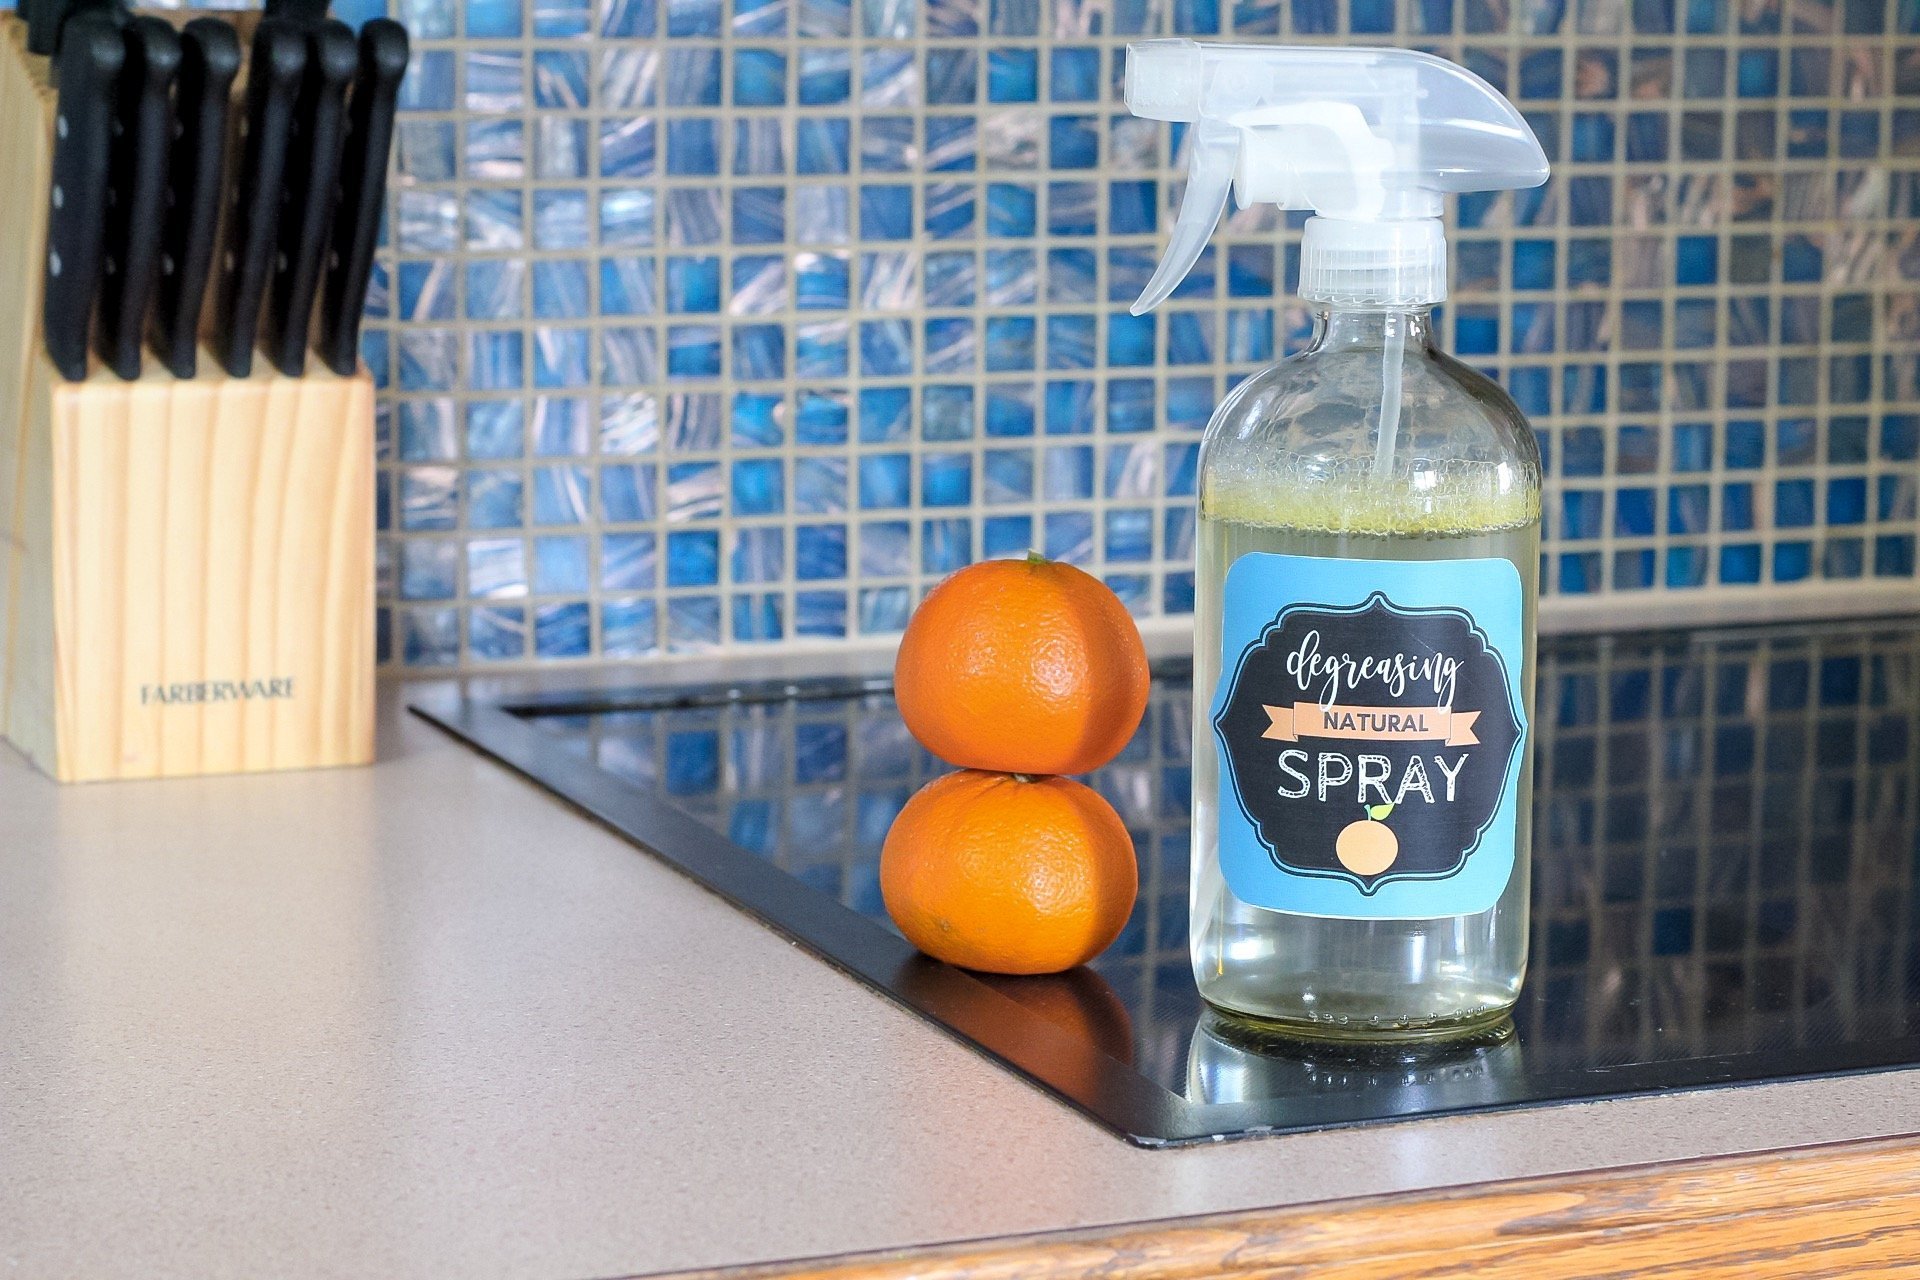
[0, 18, 375, 782]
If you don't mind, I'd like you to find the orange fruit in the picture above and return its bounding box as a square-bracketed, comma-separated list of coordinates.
[881, 769, 1138, 975]
[894, 553, 1150, 776]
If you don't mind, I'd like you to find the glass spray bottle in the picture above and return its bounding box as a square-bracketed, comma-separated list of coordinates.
[1126, 41, 1550, 1038]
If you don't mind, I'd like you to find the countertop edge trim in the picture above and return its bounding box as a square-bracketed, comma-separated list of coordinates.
[641, 1131, 1920, 1280]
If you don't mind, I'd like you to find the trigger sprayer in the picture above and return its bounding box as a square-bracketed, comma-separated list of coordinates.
[1125, 40, 1549, 479]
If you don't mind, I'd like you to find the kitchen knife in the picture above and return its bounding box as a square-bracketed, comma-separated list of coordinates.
[151, 18, 241, 380]
[94, 15, 180, 381]
[25, 0, 118, 58]
[41, 10, 123, 382]
[213, 18, 306, 379]
[317, 19, 409, 378]
[263, 18, 357, 378]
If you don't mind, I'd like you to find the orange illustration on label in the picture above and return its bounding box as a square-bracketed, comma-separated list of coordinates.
[1260, 702, 1482, 746]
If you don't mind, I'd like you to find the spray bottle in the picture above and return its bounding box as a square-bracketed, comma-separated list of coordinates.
[1127, 41, 1549, 1038]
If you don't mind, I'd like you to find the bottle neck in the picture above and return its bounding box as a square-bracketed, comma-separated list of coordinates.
[1306, 307, 1437, 354]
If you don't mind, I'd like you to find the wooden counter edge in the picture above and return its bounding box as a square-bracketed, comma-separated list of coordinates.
[652, 1131, 1920, 1280]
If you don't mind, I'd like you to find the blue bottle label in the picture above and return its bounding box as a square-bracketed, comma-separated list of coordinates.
[1211, 553, 1528, 920]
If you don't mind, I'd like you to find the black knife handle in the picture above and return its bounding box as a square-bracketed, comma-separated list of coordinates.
[215, 19, 306, 379]
[95, 16, 180, 382]
[152, 18, 241, 380]
[27, 0, 120, 58]
[265, 19, 357, 378]
[318, 19, 408, 378]
[41, 12, 123, 383]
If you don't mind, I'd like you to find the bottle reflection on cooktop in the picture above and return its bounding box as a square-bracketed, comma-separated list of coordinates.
[541, 619, 1920, 1102]
[1187, 1009, 1524, 1109]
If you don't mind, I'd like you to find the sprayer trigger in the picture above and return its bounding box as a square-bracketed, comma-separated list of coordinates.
[1131, 119, 1240, 317]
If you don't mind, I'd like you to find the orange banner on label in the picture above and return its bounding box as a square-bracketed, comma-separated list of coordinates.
[1262, 702, 1481, 746]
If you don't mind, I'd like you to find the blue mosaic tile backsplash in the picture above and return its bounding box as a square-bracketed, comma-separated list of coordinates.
[93, 0, 1920, 664]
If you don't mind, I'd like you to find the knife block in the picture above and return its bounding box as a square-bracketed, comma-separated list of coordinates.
[0, 18, 375, 782]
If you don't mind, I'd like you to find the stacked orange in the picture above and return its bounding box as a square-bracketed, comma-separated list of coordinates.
[881, 554, 1148, 975]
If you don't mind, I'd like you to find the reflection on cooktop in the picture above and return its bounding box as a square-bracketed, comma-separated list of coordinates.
[424, 616, 1920, 1142]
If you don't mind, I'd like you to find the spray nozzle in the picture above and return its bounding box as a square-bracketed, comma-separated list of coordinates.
[1126, 40, 1549, 314]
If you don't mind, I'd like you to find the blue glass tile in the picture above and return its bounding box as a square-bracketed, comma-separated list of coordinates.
[923, 385, 975, 441]
[731, 326, 786, 380]
[986, 183, 1036, 237]
[1109, 181, 1156, 235]
[798, 49, 851, 104]
[796, 392, 849, 446]
[533, 535, 590, 593]
[922, 454, 972, 507]
[1045, 379, 1095, 435]
[532, 398, 590, 457]
[1159, 502, 1195, 561]
[533, 328, 591, 388]
[399, 51, 455, 110]
[398, 401, 456, 462]
[988, 48, 1038, 101]
[730, 189, 786, 246]
[922, 517, 972, 574]
[859, 320, 914, 376]
[599, 189, 655, 248]
[468, 331, 524, 390]
[861, 521, 912, 576]
[1723, 483, 1756, 531]
[924, 117, 976, 173]
[731, 528, 785, 586]
[797, 524, 849, 579]
[985, 386, 1035, 438]
[1044, 511, 1094, 564]
[730, 593, 784, 643]
[1726, 420, 1766, 468]
[667, 530, 721, 587]
[600, 597, 659, 658]
[600, 0, 658, 31]
[794, 321, 849, 377]
[1605, 548, 1652, 591]
[1047, 181, 1097, 236]
[923, 318, 975, 375]
[1877, 536, 1917, 578]
[1045, 444, 1094, 500]
[465, 51, 524, 111]
[983, 449, 1033, 504]
[531, 466, 590, 526]
[1737, 49, 1778, 97]
[859, 587, 912, 635]
[666, 120, 719, 176]
[1828, 476, 1867, 525]
[794, 457, 848, 513]
[983, 515, 1033, 558]
[1105, 509, 1152, 562]
[667, 326, 722, 378]
[1883, 414, 1920, 462]
[734, 0, 786, 32]
[794, 590, 847, 638]
[731, 459, 785, 516]
[600, 531, 657, 591]
[667, 461, 722, 521]
[466, 398, 524, 458]
[859, 185, 913, 240]
[666, 0, 721, 33]
[600, 463, 657, 522]
[730, 393, 784, 449]
[864, 117, 916, 173]
[859, 454, 912, 509]
[926, 48, 977, 103]
[1719, 544, 1762, 585]
[468, 470, 523, 528]
[533, 602, 590, 659]
[468, 606, 526, 661]
[734, 49, 786, 106]
[400, 541, 459, 601]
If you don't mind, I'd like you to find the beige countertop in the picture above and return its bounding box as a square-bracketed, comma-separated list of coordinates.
[4, 676, 1919, 1279]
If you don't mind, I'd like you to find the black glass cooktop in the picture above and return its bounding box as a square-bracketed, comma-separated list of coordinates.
[416, 616, 1920, 1146]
